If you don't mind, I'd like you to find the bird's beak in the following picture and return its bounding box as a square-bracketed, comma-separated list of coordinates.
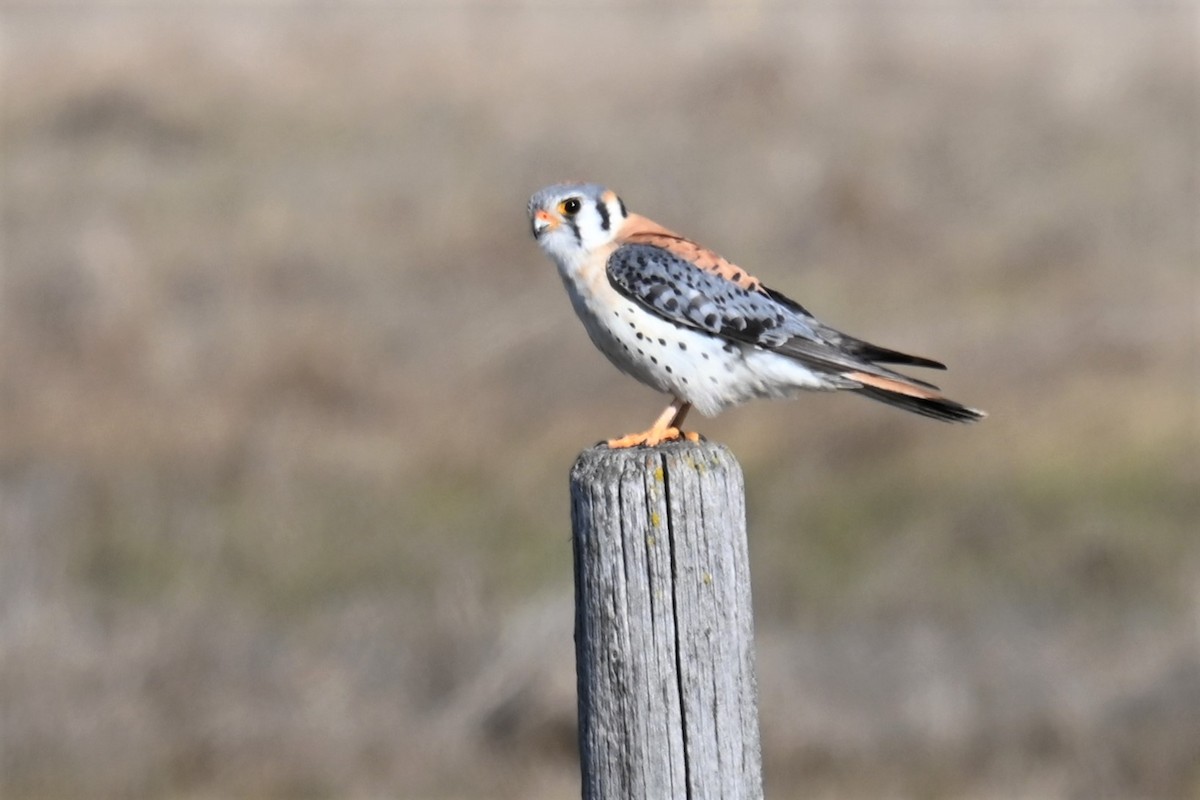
[531, 209, 559, 238]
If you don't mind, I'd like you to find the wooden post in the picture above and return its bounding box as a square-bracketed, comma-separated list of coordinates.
[570, 440, 763, 800]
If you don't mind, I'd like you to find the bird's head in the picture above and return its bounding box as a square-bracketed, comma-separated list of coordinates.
[528, 182, 628, 265]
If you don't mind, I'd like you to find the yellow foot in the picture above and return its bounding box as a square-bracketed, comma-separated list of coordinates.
[606, 428, 702, 449]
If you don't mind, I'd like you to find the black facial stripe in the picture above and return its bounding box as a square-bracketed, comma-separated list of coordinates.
[597, 200, 610, 231]
[617, 196, 627, 218]
[567, 218, 581, 243]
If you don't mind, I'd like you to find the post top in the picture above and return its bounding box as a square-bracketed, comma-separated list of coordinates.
[574, 437, 732, 459]
[571, 439, 740, 480]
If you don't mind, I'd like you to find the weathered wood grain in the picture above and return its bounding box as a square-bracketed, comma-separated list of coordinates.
[570, 440, 763, 800]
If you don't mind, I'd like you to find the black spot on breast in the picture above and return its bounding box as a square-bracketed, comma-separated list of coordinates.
[636, 332, 644, 341]
[657, 338, 666, 346]
[650, 357, 658, 364]
[678, 342, 687, 351]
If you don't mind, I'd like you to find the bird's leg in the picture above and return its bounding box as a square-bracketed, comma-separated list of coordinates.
[667, 401, 692, 430]
[607, 398, 701, 449]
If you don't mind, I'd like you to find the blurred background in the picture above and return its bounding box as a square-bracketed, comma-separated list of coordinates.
[2, 4, 1197, 799]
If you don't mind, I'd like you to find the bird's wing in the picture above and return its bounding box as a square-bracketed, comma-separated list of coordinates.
[621, 222, 776, 294]
[606, 240, 944, 386]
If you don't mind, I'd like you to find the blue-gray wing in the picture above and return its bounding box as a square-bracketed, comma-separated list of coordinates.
[606, 243, 817, 346]
[606, 243, 945, 384]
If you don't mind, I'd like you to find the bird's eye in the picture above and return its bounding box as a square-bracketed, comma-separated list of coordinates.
[560, 197, 582, 216]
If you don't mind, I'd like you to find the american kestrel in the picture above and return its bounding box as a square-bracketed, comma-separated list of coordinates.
[529, 182, 986, 449]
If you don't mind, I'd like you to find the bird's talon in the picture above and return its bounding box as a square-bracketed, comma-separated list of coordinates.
[606, 426, 701, 449]
[657, 427, 683, 445]
[605, 432, 643, 449]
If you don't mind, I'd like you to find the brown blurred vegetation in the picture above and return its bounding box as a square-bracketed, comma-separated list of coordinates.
[2, 5, 1197, 799]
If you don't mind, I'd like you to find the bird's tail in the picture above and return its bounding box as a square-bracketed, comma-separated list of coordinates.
[845, 371, 986, 423]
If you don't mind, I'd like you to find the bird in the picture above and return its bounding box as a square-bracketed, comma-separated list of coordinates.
[528, 182, 986, 448]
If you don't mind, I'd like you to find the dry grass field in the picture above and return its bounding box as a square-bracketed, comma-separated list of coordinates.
[2, 4, 1197, 799]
